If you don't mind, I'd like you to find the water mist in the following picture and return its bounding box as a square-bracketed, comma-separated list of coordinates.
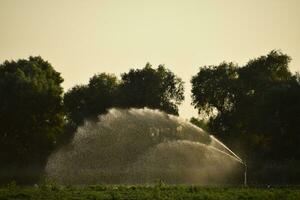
[46, 108, 243, 185]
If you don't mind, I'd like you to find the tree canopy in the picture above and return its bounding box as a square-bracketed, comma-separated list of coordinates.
[191, 50, 300, 161]
[0, 56, 65, 170]
[64, 63, 185, 128]
[118, 63, 184, 115]
[64, 73, 119, 126]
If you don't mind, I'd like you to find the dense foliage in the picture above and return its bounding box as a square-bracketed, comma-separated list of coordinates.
[118, 63, 184, 115]
[64, 73, 119, 126]
[64, 63, 184, 128]
[189, 117, 209, 132]
[191, 50, 300, 163]
[0, 57, 65, 183]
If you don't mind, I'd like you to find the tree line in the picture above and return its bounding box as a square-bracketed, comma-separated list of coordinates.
[0, 50, 299, 184]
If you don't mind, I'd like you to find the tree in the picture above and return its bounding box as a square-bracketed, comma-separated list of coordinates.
[118, 63, 184, 115]
[64, 73, 119, 126]
[189, 117, 209, 132]
[0, 56, 65, 182]
[191, 62, 238, 115]
[253, 78, 300, 159]
[191, 50, 300, 161]
[64, 64, 184, 128]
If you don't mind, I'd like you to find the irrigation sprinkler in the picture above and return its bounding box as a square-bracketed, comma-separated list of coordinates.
[243, 162, 247, 187]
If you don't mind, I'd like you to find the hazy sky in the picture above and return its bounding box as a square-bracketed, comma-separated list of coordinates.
[1, 0, 299, 119]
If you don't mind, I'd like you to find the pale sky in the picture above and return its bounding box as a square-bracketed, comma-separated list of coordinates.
[1, 0, 299, 119]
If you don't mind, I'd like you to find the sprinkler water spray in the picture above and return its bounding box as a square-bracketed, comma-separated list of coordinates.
[46, 108, 243, 184]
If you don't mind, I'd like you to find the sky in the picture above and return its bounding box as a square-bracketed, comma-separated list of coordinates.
[1, 0, 300, 119]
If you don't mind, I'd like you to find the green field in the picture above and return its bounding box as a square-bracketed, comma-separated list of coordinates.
[1, 183, 300, 200]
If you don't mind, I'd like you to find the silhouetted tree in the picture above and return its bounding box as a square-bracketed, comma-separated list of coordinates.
[0, 56, 65, 183]
[191, 50, 300, 161]
[191, 62, 238, 115]
[64, 73, 119, 126]
[118, 63, 184, 115]
[64, 64, 184, 127]
[190, 117, 209, 132]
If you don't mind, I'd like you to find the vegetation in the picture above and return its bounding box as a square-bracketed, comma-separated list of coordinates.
[64, 63, 184, 128]
[64, 73, 119, 126]
[1, 183, 300, 200]
[191, 50, 300, 184]
[0, 56, 65, 184]
[0, 59, 185, 184]
[117, 63, 184, 115]
[0, 50, 300, 185]
[189, 117, 209, 132]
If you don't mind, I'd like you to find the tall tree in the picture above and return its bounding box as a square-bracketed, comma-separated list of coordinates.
[118, 63, 184, 115]
[64, 64, 184, 128]
[191, 50, 300, 160]
[64, 73, 119, 126]
[0, 56, 64, 182]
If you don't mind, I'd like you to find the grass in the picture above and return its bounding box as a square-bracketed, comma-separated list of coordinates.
[0, 182, 300, 200]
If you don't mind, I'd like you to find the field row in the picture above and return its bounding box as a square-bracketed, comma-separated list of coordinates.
[1, 184, 300, 200]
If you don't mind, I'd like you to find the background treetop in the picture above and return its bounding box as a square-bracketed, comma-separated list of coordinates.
[191, 50, 300, 162]
[0, 56, 65, 178]
[118, 63, 184, 115]
[64, 63, 185, 127]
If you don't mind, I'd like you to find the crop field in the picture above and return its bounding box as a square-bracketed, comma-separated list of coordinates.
[1, 183, 300, 200]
